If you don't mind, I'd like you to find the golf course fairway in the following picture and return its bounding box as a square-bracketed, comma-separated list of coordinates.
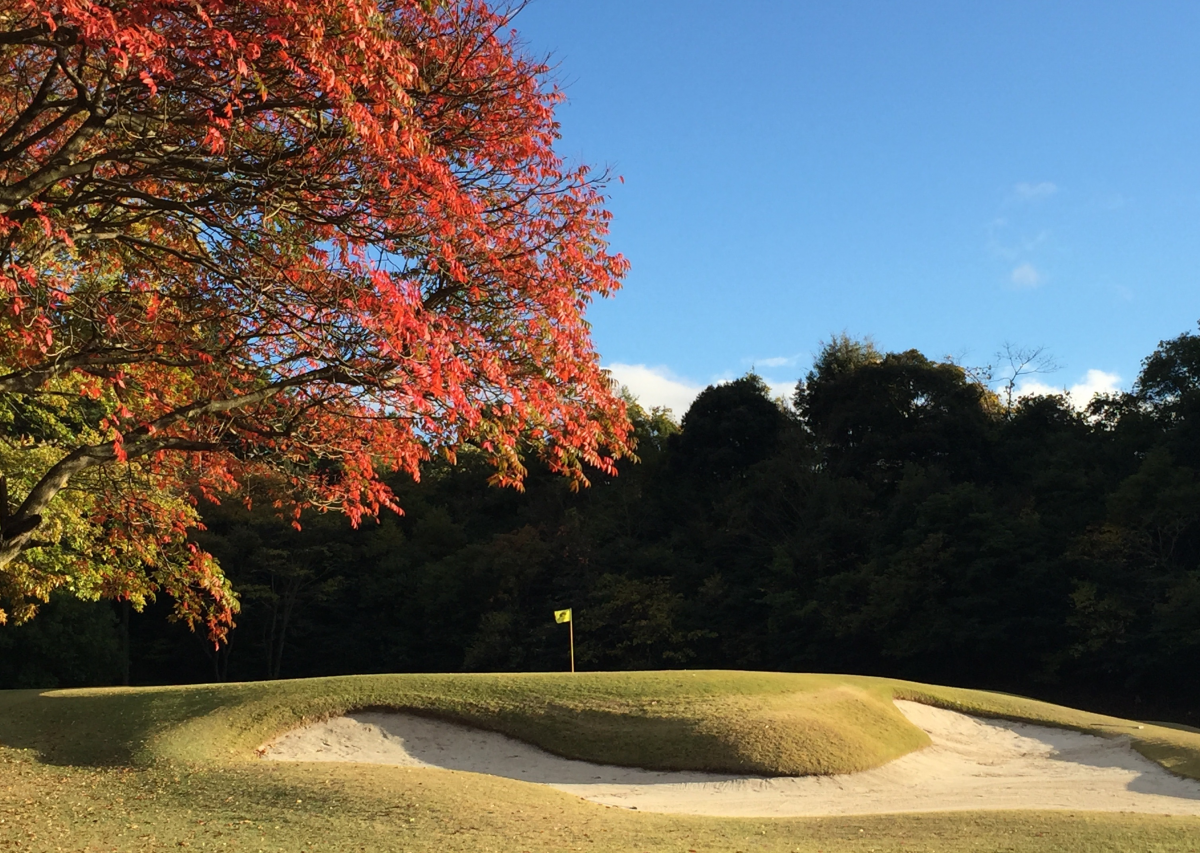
[2, 671, 1199, 851]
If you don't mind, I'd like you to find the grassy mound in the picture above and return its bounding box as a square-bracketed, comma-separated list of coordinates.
[2, 671, 1199, 779]
[5, 671, 1200, 852]
[0, 671, 928, 775]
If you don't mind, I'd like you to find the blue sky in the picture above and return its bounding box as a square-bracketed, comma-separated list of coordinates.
[514, 1, 1200, 416]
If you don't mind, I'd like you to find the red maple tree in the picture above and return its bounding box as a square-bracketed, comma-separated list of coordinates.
[0, 0, 631, 636]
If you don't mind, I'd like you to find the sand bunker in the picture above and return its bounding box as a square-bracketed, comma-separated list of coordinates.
[261, 700, 1200, 816]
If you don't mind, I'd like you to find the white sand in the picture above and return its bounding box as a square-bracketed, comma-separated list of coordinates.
[261, 700, 1200, 816]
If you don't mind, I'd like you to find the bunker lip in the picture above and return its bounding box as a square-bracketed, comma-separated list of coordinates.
[261, 700, 1200, 817]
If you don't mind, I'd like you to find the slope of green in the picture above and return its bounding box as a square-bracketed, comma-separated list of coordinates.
[2, 671, 1199, 781]
[5, 671, 1200, 852]
[0, 671, 927, 775]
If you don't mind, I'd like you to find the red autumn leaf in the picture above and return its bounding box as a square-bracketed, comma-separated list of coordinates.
[0, 0, 633, 638]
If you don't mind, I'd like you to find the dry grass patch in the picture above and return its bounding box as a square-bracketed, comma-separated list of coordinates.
[4, 748, 1200, 852]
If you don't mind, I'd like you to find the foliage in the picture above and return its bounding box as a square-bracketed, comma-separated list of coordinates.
[798, 347, 997, 483]
[0, 0, 631, 633]
[0, 590, 122, 687]
[0, 389, 228, 627]
[670, 373, 789, 482]
[8, 326, 1200, 725]
[803, 332, 883, 385]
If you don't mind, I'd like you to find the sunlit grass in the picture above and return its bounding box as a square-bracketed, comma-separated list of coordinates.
[3, 671, 1200, 852]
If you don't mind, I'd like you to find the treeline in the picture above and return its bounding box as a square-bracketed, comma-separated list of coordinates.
[4, 329, 1200, 723]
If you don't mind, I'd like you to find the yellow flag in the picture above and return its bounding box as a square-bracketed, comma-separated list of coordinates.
[554, 608, 572, 624]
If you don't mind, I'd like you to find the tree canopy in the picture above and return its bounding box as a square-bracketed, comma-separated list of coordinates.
[6, 328, 1200, 725]
[0, 0, 631, 634]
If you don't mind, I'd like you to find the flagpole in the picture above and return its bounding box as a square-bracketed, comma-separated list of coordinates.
[554, 608, 575, 673]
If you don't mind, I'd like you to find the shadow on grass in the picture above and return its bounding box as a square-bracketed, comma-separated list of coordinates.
[293, 708, 750, 784]
[0, 685, 232, 766]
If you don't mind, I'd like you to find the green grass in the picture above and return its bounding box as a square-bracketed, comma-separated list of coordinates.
[3, 671, 1200, 852]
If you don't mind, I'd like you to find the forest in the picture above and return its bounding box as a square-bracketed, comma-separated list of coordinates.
[3, 327, 1199, 726]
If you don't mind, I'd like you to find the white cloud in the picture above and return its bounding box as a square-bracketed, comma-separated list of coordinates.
[1017, 369, 1122, 410]
[755, 355, 798, 368]
[1010, 263, 1044, 288]
[762, 377, 798, 405]
[605, 363, 705, 418]
[1014, 181, 1058, 200]
[607, 364, 798, 417]
[987, 219, 1050, 261]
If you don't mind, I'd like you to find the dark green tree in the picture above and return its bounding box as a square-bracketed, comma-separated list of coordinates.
[797, 345, 998, 485]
